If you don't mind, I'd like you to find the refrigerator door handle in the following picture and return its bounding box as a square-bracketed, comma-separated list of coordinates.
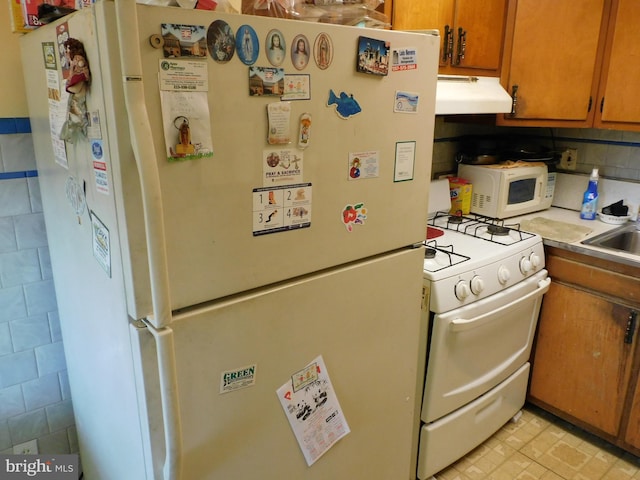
[114, 0, 172, 331]
[144, 319, 183, 480]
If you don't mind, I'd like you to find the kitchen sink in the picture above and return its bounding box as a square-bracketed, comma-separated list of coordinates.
[581, 223, 640, 255]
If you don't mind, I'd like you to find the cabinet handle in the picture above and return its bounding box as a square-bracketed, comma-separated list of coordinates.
[443, 25, 453, 63]
[455, 27, 467, 65]
[510, 84, 519, 116]
[624, 311, 637, 345]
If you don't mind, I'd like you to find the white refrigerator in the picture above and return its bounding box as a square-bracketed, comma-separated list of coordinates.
[20, 3, 438, 478]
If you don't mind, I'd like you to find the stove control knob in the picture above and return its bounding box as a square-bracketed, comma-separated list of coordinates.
[470, 275, 485, 295]
[498, 265, 511, 284]
[519, 257, 533, 274]
[455, 280, 470, 301]
[529, 252, 542, 269]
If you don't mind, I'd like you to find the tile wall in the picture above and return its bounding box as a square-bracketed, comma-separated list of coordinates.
[0, 118, 77, 455]
[432, 117, 640, 183]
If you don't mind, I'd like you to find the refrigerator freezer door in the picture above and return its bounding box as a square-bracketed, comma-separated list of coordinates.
[92, 4, 439, 317]
[131, 248, 428, 479]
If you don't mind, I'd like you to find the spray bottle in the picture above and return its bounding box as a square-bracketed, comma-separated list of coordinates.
[580, 168, 599, 220]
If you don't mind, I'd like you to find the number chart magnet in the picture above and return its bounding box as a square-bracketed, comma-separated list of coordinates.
[236, 25, 259, 65]
[253, 183, 312, 236]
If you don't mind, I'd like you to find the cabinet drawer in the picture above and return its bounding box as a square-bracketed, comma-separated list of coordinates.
[546, 254, 640, 305]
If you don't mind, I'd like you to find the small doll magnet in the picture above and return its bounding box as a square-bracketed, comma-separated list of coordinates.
[60, 38, 91, 143]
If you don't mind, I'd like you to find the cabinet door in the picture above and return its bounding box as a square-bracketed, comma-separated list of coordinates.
[499, 0, 607, 126]
[625, 379, 640, 451]
[390, 0, 453, 68]
[453, 0, 506, 71]
[594, 0, 640, 130]
[529, 281, 634, 437]
[390, 0, 506, 75]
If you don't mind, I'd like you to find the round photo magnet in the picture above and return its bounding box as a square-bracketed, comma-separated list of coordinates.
[207, 20, 235, 63]
[313, 33, 333, 70]
[291, 34, 310, 71]
[236, 25, 259, 65]
[266, 29, 286, 67]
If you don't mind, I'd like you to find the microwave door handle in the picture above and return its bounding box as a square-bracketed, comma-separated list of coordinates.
[449, 277, 551, 333]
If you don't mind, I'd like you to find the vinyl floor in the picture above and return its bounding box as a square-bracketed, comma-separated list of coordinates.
[432, 404, 640, 480]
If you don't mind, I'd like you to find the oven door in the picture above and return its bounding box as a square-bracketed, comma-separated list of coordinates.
[421, 269, 550, 424]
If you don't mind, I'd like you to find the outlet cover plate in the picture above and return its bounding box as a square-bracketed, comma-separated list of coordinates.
[13, 439, 38, 455]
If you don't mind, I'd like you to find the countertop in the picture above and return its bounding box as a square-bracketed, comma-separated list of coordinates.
[512, 207, 640, 269]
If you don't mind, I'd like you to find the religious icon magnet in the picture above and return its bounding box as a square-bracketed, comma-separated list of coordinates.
[266, 29, 286, 67]
[313, 33, 333, 70]
[290, 34, 310, 71]
[236, 24, 259, 65]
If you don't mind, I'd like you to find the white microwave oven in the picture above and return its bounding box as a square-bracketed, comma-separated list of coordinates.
[457, 163, 556, 219]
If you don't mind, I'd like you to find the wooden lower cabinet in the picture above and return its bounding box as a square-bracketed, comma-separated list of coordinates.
[528, 247, 640, 455]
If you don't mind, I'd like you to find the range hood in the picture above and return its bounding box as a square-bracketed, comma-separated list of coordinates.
[435, 75, 513, 115]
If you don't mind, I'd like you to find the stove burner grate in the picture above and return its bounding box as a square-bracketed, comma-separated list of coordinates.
[424, 247, 437, 259]
[422, 240, 470, 272]
[428, 211, 536, 245]
[486, 224, 510, 236]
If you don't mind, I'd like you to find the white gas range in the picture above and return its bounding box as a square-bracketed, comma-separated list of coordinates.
[416, 209, 551, 479]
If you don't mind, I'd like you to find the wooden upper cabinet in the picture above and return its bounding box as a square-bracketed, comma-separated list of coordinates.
[498, 0, 610, 127]
[594, 0, 640, 131]
[389, 0, 508, 76]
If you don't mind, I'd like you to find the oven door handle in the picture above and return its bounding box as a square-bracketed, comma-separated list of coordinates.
[450, 277, 551, 333]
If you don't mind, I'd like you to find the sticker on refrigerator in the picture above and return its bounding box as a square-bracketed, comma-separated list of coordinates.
[266, 102, 291, 145]
[159, 60, 213, 162]
[161, 24, 207, 59]
[44, 65, 68, 168]
[348, 151, 379, 180]
[276, 355, 350, 466]
[394, 91, 419, 113]
[356, 36, 390, 76]
[220, 364, 257, 394]
[91, 140, 109, 195]
[391, 47, 418, 71]
[42, 42, 57, 70]
[90, 211, 111, 277]
[327, 89, 361, 119]
[252, 183, 312, 236]
[341, 202, 367, 232]
[394, 141, 416, 182]
[282, 74, 310, 101]
[249, 66, 285, 97]
[263, 148, 302, 185]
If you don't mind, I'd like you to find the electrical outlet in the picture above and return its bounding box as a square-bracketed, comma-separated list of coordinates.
[559, 148, 578, 170]
[13, 439, 38, 455]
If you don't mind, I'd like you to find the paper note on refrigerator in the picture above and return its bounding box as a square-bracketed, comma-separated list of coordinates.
[277, 355, 350, 466]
